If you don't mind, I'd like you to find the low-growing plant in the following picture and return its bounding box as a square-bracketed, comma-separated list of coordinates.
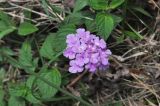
[0, 0, 153, 106]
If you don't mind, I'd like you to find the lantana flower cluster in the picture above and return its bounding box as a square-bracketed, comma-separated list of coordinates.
[63, 28, 111, 73]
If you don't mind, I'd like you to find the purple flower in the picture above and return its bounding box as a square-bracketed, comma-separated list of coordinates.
[63, 28, 112, 73]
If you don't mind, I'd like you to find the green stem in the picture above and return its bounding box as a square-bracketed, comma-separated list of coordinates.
[41, 96, 72, 102]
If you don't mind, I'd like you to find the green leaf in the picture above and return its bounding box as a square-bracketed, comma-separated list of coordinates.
[8, 96, 25, 106]
[0, 47, 14, 56]
[0, 11, 13, 26]
[0, 11, 16, 39]
[111, 15, 123, 27]
[107, 0, 124, 10]
[40, 34, 56, 59]
[40, 24, 76, 59]
[89, 0, 108, 10]
[0, 68, 6, 84]
[63, 12, 84, 25]
[96, 13, 114, 40]
[5, 55, 21, 68]
[9, 84, 27, 97]
[37, 68, 61, 99]
[0, 88, 5, 106]
[18, 22, 38, 36]
[73, 0, 88, 12]
[124, 31, 141, 40]
[25, 91, 40, 104]
[19, 41, 37, 73]
[26, 75, 36, 88]
[0, 26, 16, 39]
[89, 0, 124, 10]
[25, 76, 41, 104]
[0, 21, 10, 31]
[85, 20, 97, 32]
[0, 47, 15, 62]
[131, 6, 152, 18]
[19, 41, 32, 68]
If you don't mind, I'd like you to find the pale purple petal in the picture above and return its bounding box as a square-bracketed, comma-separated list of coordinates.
[86, 63, 96, 72]
[101, 58, 109, 65]
[77, 43, 87, 53]
[63, 48, 75, 59]
[90, 53, 99, 64]
[76, 28, 85, 34]
[105, 49, 112, 55]
[69, 67, 78, 73]
[99, 39, 106, 49]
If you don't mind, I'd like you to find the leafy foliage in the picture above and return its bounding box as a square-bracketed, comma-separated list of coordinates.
[0, 11, 16, 39]
[89, 0, 124, 10]
[73, 0, 88, 12]
[40, 24, 76, 59]
[19, 41, 38, 73]
[8, 96, 25, 106]
[37, 68, 61, 99]
[89, 0, 108, 10]
[96, 13, 114, 40]
[0, 88, 5, 106]
[18, 22, 38, 36]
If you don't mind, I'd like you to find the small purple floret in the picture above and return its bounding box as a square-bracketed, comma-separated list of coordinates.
[63, 28, 112, 73]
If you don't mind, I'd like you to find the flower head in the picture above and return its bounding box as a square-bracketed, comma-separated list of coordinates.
[63, 28, 111, 73]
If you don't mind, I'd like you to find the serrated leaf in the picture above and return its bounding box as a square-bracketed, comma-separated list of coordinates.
[18, 22, 38, 36]
[8, 96, 25, 106]
[85, 20, 97, 32]
[26, 75, 36, 88]
[73, 0, 88, 12]
[89, 0, 124, 10]
[25, 76, 41, 104]
[89, 0, 108, 10]
[40, 34, 57, 59]
[63, 12, 84, 25]
[9, 88, 26, 98]
[40, 24, 76, 59]
[96, 13, 114, 40]
[37, 68, 61, 99]
[19, 41, 37, 73]
[19, 41, 32, 66]
[25, 91, 40, 104]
